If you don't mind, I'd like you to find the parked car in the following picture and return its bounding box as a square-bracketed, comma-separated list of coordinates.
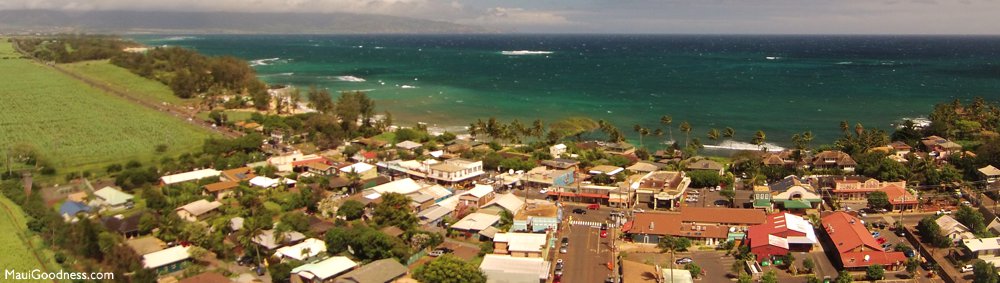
[936, 209, 952, 215]
[675, 257, 693, 264]
[539, 188, 549, 194]
[962, 201, 972, 206]
[882, 243, 893, 250]
[560, 247, 568, 254]
[633, 208, 645, 213]
[877, 237, 887, 244]
[587, 204, 601, 210]
[429, 248, 452, 257]
[872, 231, 881, 238]
[572, 208, 587, 214]
[962, 265, 974, 273]
[904, 249, 916, 258]
[561, 237, 569, 247]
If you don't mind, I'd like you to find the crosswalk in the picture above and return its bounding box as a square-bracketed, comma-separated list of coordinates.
[569, 220, 618, 228]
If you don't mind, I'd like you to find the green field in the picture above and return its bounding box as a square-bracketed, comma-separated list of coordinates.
[0, 39, 214, 174]
[0, 195, 63, 282]
[194, 109, 255, 123]
[59, 60, 188, 106]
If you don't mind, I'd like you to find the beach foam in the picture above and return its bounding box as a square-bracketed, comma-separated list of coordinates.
[501, 50, 554, 55]
[765, 56, 782, 60]
[401, 85, 418, 89]
[334, 75, 366, 82]
[702, 140, 785, 152]
[249, 58, 282, 66]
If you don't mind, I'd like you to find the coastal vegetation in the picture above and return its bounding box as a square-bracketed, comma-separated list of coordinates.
[59, 59, 188, 106]
[0, 39, 212, 176]
[0, 194, 62, 280]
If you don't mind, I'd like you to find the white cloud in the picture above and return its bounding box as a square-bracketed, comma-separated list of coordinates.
[460, 7, 574, 27]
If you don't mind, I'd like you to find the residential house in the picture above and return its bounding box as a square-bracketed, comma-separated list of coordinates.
[936, 216, 976, 243]
[249, 176, 296, 188]
[980, 165, 1000, 184]
[92, 186, 134, 210]
[59, 201, 91, 222]
[143, 245, 191, 274]
[626, 162, 665, 174]
[810, 150, 857, 172]
[340, 162, 377, 180]
[291, 256, 358, 283]
[460, 184, 496, 207]
[685, 159, 725, 176]
[481, 193, 526, 215]
[890, 141, 912, 157]
[160, 169, 221, 185]
[990, 218, 1000, 235]
[220, 167, 256, 182]
[126, 236, 167, 256]
[767, 176, 822, 212]
[204, 181, 240, 200]
[303, 162, 337, 176]
[274, 238, 327, 262]
[269, 151, 327, 173]
[746, 213, 818, 263]
[334, 258, 408, 283]
[921, 136, 963, 160]
[102, 213, 144, 238]
[962, 237, 1000, 267]
[540, 158, 580, 171]
[820, 212, 906, 270]
[633, 171, 690, 210]
[493, 232, 549, 258]
[370, 178, 425, 195]
[479, 254, 550, 283]
[452, 212, 501, 236]
[604, 142, 636, 155]
[395, 140, 423, 151]
[427, 158, 484, 185]
[254, 230, 307, 251]
[176, 200, 223, 222]
[761, 150, 800, 168]
[589, 165, 625, 176]
[549, 143, 567, 157]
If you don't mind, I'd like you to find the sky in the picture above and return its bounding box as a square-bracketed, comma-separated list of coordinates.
[3, 0, 1000, 34]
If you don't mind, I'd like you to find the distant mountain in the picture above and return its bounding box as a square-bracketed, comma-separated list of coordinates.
[0, 10, 491, 34]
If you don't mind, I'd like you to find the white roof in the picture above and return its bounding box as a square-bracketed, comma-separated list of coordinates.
[94, 186, 133, 206]
[767, 234, 789, 249]
[340, 162, 375, 174]
[143, 245, 190, 269]
[371, 178, 423, 195]
[493, 232, 547, 253]
[274, 238, 326, 261]
[467, 184, 494, 198]
[230, 217, 244, 231]
[292, 256, 357, 280]
[160, 169, 220, 185]
[480, 254, 549, 283]
[551, 144, 567, 150]
[429, 150, 444, 158]
[254, 230, 306, 250]
[452, 212, 501, 231]
[437, 195, 462, 210]
[660, 269, 694, 283]
[484, 193, 525, 212]
[418, 205, 453, 223]
[937, 216, 971, 234]
[421, 185, 453, 199]
[177, 199, 222, 216]
[963, 237, 1000, 252]
[396, 140, 423, 150]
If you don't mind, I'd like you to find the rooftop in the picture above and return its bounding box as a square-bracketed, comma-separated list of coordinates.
[177, 199, 222, 217]
[93, 186, 133, 206]
[274, 238, 326, 261]
[494, 232, 548, 253]
[143, 245, 190, 269]
[680, 207, 766, 225]
[480, 254, 549, 283]
[370, 178, 423, 195]
[334, 258, 408, 283]
[822, 212, 883, 254]
[161, 169, 221, 185]
[452, 212, 501, 231]
[292, 256, 357, 280]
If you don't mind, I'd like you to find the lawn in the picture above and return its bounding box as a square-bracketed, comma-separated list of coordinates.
[194, 109, 255, 123]
[0, 39, 214, 175]
[58, 60, 189, 106]
[0, 195, 64, 282]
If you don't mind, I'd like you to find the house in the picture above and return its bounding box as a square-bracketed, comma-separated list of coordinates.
[179, 272, 231, 283]
[249, 176, 296, 188]
[549, 143, 567, 157]
[936, 216, 976, 243]
[752, 186, 772, 211]
[370, 178, 425, 195]
[989, 218, 1000, 235]
[633, 171, 690, 210]
[820, 212, 906, 270]
[161, 169, 221, 185]
[460, 184, 496, 207]
[452, 212, 502, 235]
[882, 184, 918, 211]
[143, 245, 191, 274]
[980, 165, 1000, 184]
[589, 165, 624, 176]
[269, 152, 327, 172]
[176, 200, 223, 222]
[481, 193, 526, 214]
[274, 238, 327, 262]
[102, 213, 144, 238]
[427, 158, 484, 184]
[334, 258, 408, 283]
[304, 162, 338, 176]
[604, 142, 636, 155]
[626, 162, 665, 174]
[962, 237, 1000, 267]
[810, 150, 857, 172]
[204, 181, 240, 200]
[890, 141, 912, 157]
[339, 162, 377, 180]
[395, 140, 423, 151]
[59, 201, 91, 222]
[830, 177, 907, 201]
[127, 236, 167, 256]
[220, 167, 256, 182]
[523, 167, 576, 188]
[746, 213, 818, 262]
[92, 186, 134, 210]
[291, 256, 358, 283]
[493, 232, 548, 258]
[767, 176, 822, 212]
[761, 150, 800, 168]
[681, 207, 766, 228]
[921, 136, 963, 159]
[685, 159, 724, 176]
[479, 254, 550, 283]
[254, 230, 307, 251]
[539, 158, 580, 171]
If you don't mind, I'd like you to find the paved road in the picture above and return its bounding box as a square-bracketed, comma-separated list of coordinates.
[556, 204, 615, 283]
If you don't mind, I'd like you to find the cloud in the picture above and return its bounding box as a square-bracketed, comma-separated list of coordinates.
[460, 7, 574, 27]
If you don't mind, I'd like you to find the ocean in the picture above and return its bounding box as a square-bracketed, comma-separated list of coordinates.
[132, 34, 1000, 149]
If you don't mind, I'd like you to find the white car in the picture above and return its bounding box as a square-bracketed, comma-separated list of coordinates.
[539, 188, 549, 194]
[961, 265, 974, 273]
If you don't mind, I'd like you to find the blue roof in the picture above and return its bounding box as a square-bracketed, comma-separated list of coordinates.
[60, 201, 91, 216]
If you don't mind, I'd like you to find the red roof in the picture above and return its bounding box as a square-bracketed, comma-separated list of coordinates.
[882, 184, 918, 205]
[822, 212, 882, 253]
[291, 156, 328, 166]
[577, 193, 610, 199]
[840, 251, 907, 268]
[747, 213, 810, 248]
[362, 151, 378, 159]
[680, 207, 766, 225]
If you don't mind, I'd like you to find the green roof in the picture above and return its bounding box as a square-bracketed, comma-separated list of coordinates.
[753, 199, 772, 208]
[781, 199, 813, 209]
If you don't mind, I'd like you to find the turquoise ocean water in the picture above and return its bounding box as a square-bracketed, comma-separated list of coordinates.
[132, 35, 1000, 148]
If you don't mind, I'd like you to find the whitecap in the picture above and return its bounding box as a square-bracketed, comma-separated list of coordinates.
[703, 139, 785, 152]
[835, 61, 853, 65]
[249, 58, 281, 66]
[401, 85, 417, 89]
[334, 75, 366, 82]
[501, 50, 554, 56]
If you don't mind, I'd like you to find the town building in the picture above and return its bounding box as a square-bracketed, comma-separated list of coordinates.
[92, 186, 134, 211]
[143, 245, 191, 274]
[633, 171, 691, 210]
[767, 176, 822, 212]
[427, 158, 484, 185]
[685, 158, 724, 176]
[479, 254, 550, 283]
[980, 165, 1000, 184]
[830, 177, 907, 201]
[746, 213, 818, 263]
[493, 232, 549, 258]
[810, 150, 857, 172]
[936, 216, 976, 243]
[820, 212, 906, 270]
[160, 169, 221, 185]
[274, 238, 327, 262]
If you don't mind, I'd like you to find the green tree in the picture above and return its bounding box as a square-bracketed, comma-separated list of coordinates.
[337, 200, 365, 221]
[956, 205, 988, 235]
[974, 260, 999, 283]
[723, 127, 735, 139]
[679, 121, 692, 147]
[752, 130, 767, 149]
[917, 215, 951, 248]
[835, 269, 853, 283]
[866, 264, 885, 280]
[867, 191, 891, 211]
[661, 115, 674, 144]
[658, 236, 691, 282]
[802, 257, 815, 273]
[719, 188, 736, 208]
[761, 270, 778, 283]
[707, 128, 720, 142]
[373, 193, 418, 230]
[905, 257, 920, 278]
[685, 263, 702, 279]
[414, 255, 487, 283]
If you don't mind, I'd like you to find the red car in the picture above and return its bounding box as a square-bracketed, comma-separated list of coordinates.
[600, 230, 608, 238]
[877, 237, 887, 244]
[587, 204, 600, 210]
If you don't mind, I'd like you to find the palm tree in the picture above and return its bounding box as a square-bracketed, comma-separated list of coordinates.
[679, 121, 692, 147]
[468, 122, 480, 138]
[707, 128, 720, 142]
[660, 115, 673, 144]
[840, 120, 850, 135]
[659, 236, 687, 283]
[752, 130, 767, 150]
[802, 131, 814, 150]
[510, 119, 526, 144]
[792, 133, 804, 150]
[485, 117, 500, 142]
[345, 169, 362, 195]
[723, 127, 735, 139]
[653, 128, 664, 142]
[634, 124, 645, 146]
[531, 119, 544, 140]
[855, 122, 864, 137]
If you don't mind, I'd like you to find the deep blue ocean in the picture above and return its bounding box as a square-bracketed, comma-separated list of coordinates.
[132, 34, 1000, 149]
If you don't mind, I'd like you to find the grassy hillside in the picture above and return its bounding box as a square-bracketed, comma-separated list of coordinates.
[0, 195, 63, 282]
[59, 60, 188, 106]
[0, 39, 213, 175]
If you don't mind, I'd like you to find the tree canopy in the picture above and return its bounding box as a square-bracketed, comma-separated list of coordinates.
[414, 255, 487, 283]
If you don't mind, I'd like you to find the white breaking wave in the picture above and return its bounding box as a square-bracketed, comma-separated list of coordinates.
[702, 139, 785, 152]
[261, 72, 294, 77]
[334, 75, 366, 82]
[501, 50, 554, 55]
[401, 85, 418, 89]
[249, 58, 281, 66]
[835, 61, 853, 65]
[765, 56, 782, 60]
[160, 36, 198, 41]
